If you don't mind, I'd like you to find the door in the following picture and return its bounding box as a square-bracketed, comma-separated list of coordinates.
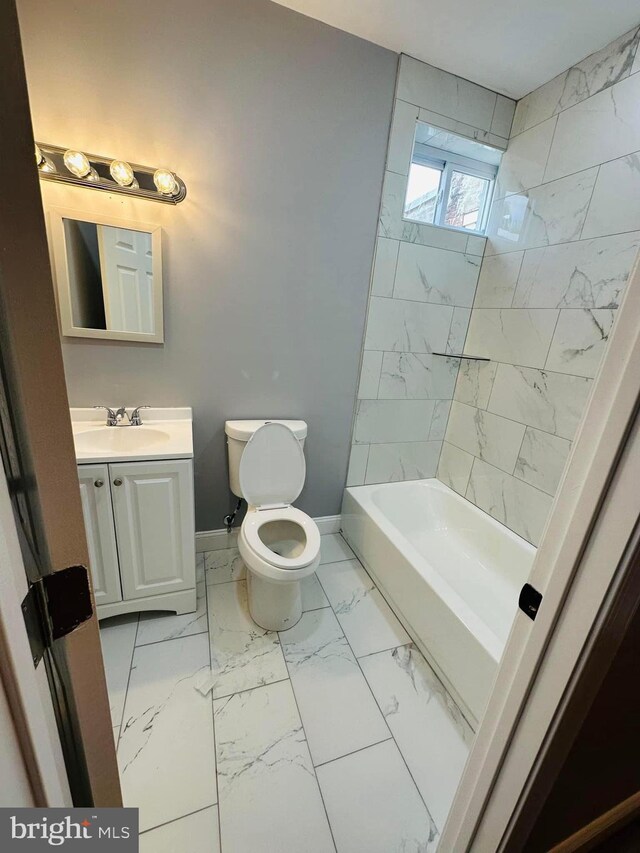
[0, 0, 120, 806]
[77, 464, 121, 605]
[110, 459, 195, 599]
[97, 225, 154, 333]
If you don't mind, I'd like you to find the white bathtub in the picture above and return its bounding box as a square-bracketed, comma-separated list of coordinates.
[341, 479, 535, 725]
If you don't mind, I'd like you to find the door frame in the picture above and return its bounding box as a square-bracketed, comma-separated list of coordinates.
[440, 250, 640, 850]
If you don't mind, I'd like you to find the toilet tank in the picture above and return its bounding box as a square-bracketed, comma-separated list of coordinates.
[224, 419, 308, 498]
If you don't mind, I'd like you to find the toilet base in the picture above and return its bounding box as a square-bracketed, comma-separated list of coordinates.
[247, 569, 303, 631]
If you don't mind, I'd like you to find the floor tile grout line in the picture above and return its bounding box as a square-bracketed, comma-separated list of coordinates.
[204, 570, 224, 853]
[138, 802, 218, 837]
[134, 626, 209, 649]
[278, 635, 338, 853]
[115, 613, 140, 751]
[313, 737, 394, 770]
[210, 677, 291, 704]
[316, 554, 442, 837]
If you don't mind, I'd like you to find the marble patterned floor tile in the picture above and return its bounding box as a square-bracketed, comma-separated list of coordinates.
[317, 560, 410, 658]
[316, 739, 438, 853]
[214, 680, 334, 853]
[320, 533, 355, 565]
[136, 579, 208, 646]
[301, 574, 330, 611]
[204, 547, 246, 585]
[139, 806, 220, 853]
[99, 614, 139, 727]
[207, 580, 288, 699]
[118, 633, 216, 833]
[280, 608, 389, 766]
[360, 645, 472, 832]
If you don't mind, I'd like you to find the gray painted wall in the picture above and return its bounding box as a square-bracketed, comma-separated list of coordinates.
[18, 0, 397, 529]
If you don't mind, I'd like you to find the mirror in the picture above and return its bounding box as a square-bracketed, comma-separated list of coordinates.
[50, 208, 163, 342]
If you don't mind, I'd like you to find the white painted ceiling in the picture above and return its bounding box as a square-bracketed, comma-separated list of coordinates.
[270, 0, 640, 98]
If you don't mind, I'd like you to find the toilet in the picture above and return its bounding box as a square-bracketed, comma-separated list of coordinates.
[225, 419, 321, 630]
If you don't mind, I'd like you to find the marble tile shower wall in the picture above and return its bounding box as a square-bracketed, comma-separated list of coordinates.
[347, 55, 516, 488]
[438, 27, 640, 546]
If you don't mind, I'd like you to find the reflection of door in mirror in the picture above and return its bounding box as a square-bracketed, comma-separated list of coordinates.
[97, 226, 154, 334]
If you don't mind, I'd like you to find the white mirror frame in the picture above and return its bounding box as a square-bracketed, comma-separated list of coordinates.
[49, 206, 164, 343]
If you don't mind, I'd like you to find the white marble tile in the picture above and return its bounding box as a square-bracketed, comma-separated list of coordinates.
[510, 72, 567, 136]
[207, 580, 288, 699]
[464, 308, 559, 368]
[139, 807, 220, 853]
[485, 168, 598, 255]
[365, 441, 442, 484]
[360, 645, 472, 832]
[316, 739, 438, 853]
[118, 633, 216, 832]
[358, 350, 383, 399]
[378, 352, 458, 400]
[317, 559, 410, 657]
[513, 233, 640, 308]
[393, 243, 481, 307]
[214, 680, 334, 853]
[371, 237, 400, 297]
[473, 252, 523, 308]
[204, 547, 246, 585]
[418, 107, 508, 150]
[113, 727, 120, 747]
[136, 579, 207, 646]
[429, 399, 452, 440]
[446, 401, 525, 474]
[364, 296, 453, 354]
[545, 309, 615, 379]
[354, 398, 436, 444]
[280, 608, 389, 766]
[446, 307, 471, 355]
[634, 39, 640, 75]
[466, 234, 488, 256]
[454, 360, 498, 409]
[582, 153, 640, 239]
[99, 614, 138, 727]
[488, 363, 593, 440]
[346, 444, 369, 487]
[495, 117, 557, 199]
[320, 533, 355, 564]
[545, 72, 640, 182]
[397, 55, 497, 131]
[515, 427, 572, 496]
[437, 441, 474, 496]
[466, 459, 553, 546]
[387, 99, 420, 175]
[491, 94, 516, 137]
[301, 574, 330, 611]
[379, 170, 471, 252]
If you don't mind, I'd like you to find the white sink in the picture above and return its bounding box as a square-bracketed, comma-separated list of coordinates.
[71, 407, 193, 463]
[74, 427, 172, 454]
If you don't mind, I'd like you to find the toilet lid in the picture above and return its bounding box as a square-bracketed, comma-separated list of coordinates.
[239, 422, 306, 507]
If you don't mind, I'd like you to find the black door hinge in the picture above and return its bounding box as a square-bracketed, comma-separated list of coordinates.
[519, 582, 543, 621]
[21, 565, 93, 667]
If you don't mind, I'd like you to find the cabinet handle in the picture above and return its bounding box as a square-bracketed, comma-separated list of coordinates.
[113, 478, 123, 487]
[94, 479, 104, 488]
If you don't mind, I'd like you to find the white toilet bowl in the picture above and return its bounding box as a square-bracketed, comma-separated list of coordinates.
[230, 421, 321, 631]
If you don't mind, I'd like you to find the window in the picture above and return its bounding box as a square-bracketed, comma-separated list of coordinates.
[404, 124, 501, 235]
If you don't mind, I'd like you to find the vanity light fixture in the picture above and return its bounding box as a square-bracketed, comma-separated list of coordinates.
[34, 141, 187, 204]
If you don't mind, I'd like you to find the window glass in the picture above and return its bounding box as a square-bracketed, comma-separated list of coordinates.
[404, 162, 442, 225]
[444, 171, 490, 232]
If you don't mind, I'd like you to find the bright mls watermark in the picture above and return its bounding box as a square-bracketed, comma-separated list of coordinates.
[0, 809, 138, 850]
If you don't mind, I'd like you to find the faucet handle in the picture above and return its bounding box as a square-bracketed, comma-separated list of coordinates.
[130, 405, 150, 426]
[93, 405, 117, 426]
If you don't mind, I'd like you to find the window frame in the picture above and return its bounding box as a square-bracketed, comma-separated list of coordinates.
[405, 142, 497, 235]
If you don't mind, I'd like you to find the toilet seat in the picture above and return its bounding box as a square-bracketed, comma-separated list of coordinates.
[240, 506, 321, 581]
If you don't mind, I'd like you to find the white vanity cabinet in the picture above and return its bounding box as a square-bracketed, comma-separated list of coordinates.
[78, 458, 196, 619]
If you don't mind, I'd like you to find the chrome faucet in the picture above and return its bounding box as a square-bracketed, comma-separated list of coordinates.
[93, 406, 119, 426]
[129, 406, 150, 426]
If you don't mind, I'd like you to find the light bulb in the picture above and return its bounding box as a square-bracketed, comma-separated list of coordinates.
[64, 150, 91, 178]
[35, 144, 43, 166]
[110, 160, 136, 187]
[35, 144, 56, 173]
[153, 168, 178, 196]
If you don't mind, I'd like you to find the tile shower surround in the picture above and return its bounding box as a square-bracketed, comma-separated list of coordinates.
[439, 26, 640, 545]
[347, 56, 516, 490]
[349, 31, 640, 547]
[101, 534, 473, 852]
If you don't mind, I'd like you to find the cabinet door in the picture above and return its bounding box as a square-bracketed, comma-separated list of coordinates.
[77, 464, 122, 605]
[110, 459, 195, 600]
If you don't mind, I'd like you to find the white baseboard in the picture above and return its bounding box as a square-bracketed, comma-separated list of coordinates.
[195, 514, 341, 552]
